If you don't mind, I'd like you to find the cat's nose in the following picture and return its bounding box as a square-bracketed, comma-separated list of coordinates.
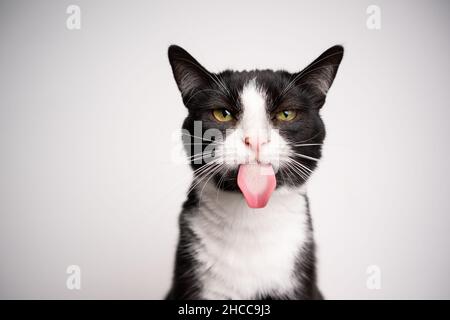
[244, 136, 269, 154]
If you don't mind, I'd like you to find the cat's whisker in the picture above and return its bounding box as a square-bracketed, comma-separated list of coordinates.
[189, 157, 221, 173]
[181, 132, 224, 144]
[280, 163, 297, 186]
[289, 162, 312, 180]
[192, 156, 226, 171]
[290, 143, 323, 147]
[286, 156, 314, 173]
[198, 164, 225, 200]
[284, 162, 310, 181]
[190, 155, 230, 175]
[191, 164, 211, 175]
[292, 153, 319, 162]
[283, 155, 314, 180]
[185, 151, 219, 161]
[284, 163, 308, 182]
[215, 167, 230, 202]
[284, 131, 324, 144]
[189, 168, 212, 186]
[185, 149, 236, 163]
[187, 163, 221, 195]
[183, 142, 222, 145]
[189, 164, 221, 196]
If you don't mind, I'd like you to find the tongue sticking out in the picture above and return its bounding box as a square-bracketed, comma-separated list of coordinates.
[237, 164, 277, 209]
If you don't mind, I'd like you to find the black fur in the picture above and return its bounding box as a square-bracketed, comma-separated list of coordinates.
[166, 45, 343, 300]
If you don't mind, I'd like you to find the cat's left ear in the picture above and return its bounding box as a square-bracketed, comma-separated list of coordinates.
[168, 45, 212, 101]
[294, 45, 344, 107]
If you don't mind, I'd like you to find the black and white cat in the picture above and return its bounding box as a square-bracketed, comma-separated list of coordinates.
[166, 45, 343, 300]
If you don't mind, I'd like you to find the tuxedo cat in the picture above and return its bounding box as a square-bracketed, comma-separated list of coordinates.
[166, 45, 343, 300]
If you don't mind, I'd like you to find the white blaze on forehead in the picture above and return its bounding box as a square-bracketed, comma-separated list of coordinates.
[239, 79, 270, 138]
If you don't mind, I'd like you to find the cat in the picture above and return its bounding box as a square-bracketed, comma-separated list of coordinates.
[165, 44, 343, 300]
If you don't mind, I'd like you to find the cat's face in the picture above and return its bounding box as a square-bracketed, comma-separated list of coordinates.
[168, 45, 343, 199]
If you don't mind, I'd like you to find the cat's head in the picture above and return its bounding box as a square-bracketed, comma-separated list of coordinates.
[168, 45, 343, 207]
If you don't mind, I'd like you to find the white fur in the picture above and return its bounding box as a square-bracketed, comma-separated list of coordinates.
[240, 79, 269, 140]
[190, 183, 310, 299]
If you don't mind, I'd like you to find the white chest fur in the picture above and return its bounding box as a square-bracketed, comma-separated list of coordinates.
[188, 183, 310, 299]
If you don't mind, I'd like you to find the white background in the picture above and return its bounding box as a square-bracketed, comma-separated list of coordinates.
[1, 0, 449, 299]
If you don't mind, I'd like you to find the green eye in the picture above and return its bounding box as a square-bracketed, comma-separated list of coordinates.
[276, 110, 297, 121]
[212, 108, 234, 122]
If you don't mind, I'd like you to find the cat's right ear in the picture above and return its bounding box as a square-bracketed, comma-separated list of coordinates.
[168, 45, 212, 99]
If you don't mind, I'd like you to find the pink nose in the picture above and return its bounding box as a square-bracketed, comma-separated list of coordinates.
[244, 136, 268, 153]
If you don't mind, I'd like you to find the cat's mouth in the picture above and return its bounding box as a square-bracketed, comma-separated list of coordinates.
[237, 163, 276, 209]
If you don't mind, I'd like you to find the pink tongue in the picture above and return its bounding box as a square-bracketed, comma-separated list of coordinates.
[237, 164, 277, 209]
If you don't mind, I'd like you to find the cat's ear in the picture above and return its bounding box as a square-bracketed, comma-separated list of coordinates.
[168, 45, 212, 99]
[294, 45, 344, 107]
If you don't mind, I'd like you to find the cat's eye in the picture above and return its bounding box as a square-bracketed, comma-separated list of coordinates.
[276, 110, 297, 122]
[212, 108, 234, 122]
